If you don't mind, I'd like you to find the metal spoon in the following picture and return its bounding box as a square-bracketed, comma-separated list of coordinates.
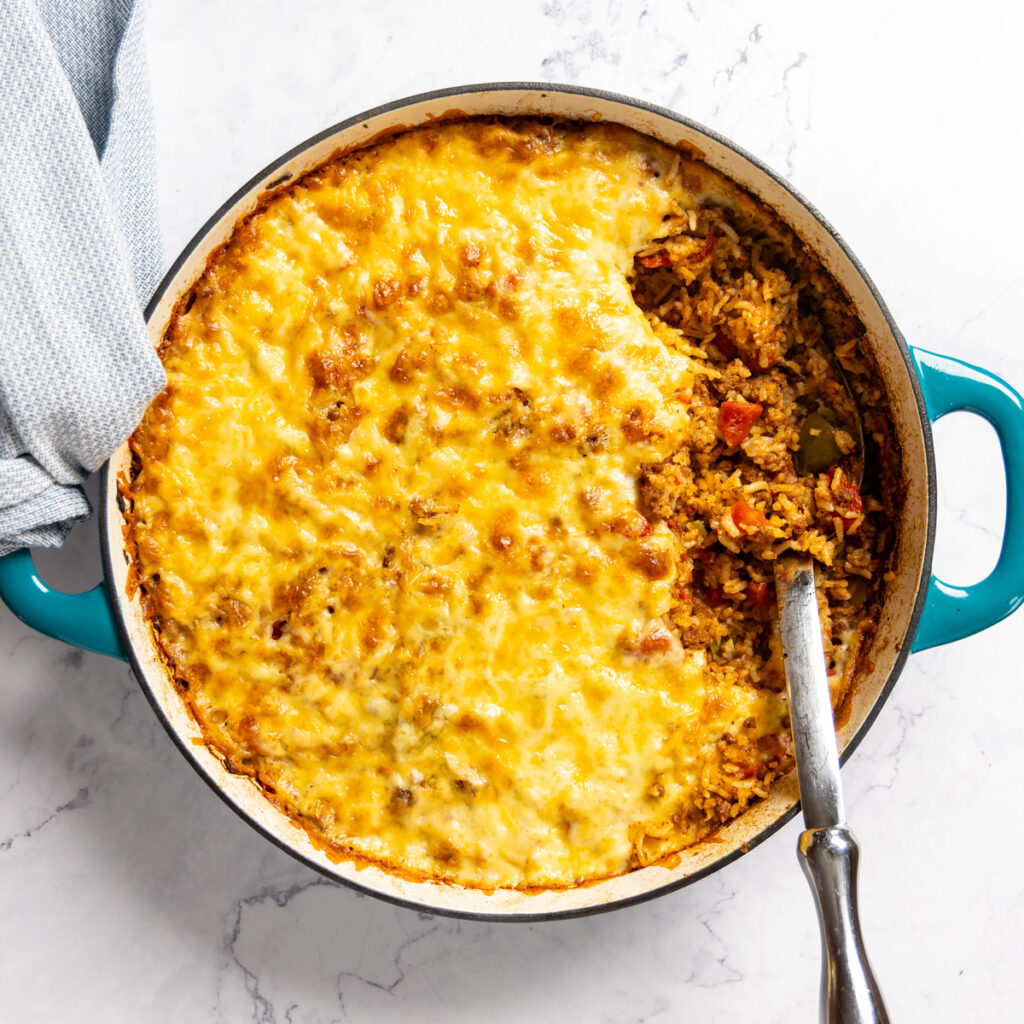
[774, 354, 890, 1023]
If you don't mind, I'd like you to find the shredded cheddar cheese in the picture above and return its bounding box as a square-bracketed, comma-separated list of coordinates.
[128, 121, 795, 888]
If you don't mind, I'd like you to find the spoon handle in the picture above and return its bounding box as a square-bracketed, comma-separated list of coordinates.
[798, 825, 890, 1024]
[776, 555, 890, 1023]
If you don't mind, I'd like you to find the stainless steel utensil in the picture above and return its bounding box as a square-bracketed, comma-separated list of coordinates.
[775, 556, 890, 1024]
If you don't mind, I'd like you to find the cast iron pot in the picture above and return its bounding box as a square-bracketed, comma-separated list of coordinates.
[3, 83, 1024, 920]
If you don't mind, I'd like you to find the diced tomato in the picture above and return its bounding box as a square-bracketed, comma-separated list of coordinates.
[637, 250, 671, 269]
[746, 581, 771, 606]
[828, 467, 863, 532]
[746, 349, 780, 372]
[695, 232, 717, 260]
[696, 548, 715, 565]
[713, 330, 737, 359]
[730, 500, 768, 535]
[828, 466, 863, 509]
[719, 400, 764, 447]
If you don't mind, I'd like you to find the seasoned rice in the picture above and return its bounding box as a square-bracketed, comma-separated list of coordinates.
[627, 196, 897, 864]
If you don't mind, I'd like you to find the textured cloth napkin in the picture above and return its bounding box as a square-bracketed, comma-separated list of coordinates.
[0, 0, 166, 556]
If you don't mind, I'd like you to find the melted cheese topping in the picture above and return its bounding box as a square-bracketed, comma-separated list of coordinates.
[129, 122, 786, 888]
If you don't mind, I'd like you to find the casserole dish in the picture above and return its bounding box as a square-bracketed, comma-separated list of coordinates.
[3, 83, 1023, 919]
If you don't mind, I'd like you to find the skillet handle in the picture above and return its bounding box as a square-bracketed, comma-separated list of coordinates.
[0, 548, 125, 660]
[910, 346, 1024, 652]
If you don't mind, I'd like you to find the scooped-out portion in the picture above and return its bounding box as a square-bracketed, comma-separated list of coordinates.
[124, 119, 897, 889]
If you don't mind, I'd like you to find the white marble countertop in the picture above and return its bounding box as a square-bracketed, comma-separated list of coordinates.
[3, 0, 1024, 1019]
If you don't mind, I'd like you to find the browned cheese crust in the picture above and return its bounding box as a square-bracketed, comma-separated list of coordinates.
[123, 119, 899, 889]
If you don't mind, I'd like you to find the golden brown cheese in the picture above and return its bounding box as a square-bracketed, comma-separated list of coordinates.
[129, 121, 790, 888]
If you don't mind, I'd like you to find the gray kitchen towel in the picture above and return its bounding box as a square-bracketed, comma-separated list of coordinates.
[0, 0, 166, 557]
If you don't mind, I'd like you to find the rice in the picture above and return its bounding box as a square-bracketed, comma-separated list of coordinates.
[626, 194, 897, 864]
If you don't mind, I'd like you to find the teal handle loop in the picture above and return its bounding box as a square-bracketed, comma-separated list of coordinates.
[0, 549, 125, 661]
[911, 347, 1024, 652]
